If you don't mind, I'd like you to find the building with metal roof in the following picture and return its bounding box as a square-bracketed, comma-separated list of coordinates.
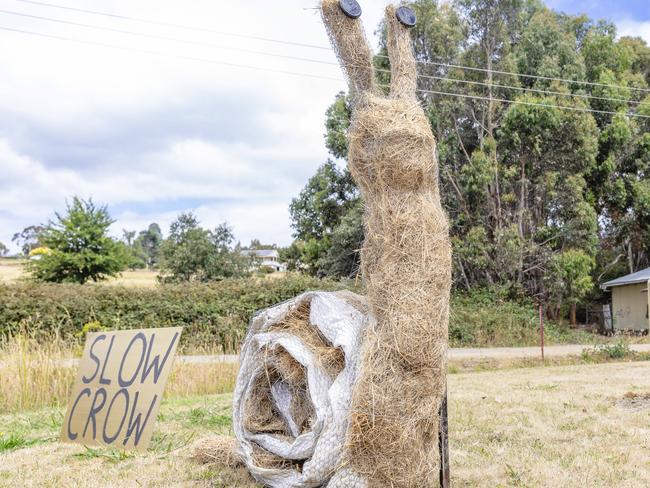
[600, 267, 650, 333]
[601, 267, 650, 290]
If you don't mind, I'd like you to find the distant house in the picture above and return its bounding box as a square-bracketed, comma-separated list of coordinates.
[600, 267, 650, 333]
[240, 249, 286, 272]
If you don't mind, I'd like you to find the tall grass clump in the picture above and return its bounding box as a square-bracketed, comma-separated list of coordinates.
[0, 330, 240, 414]
[0, 325, 78, 413]
[166, 362, 238, 397]
[581, 339, 632, 362]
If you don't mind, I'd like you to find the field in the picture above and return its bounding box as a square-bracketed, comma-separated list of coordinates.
[2, 361, 650, 487]
[0, 259, 285, 287]
[0, 258, 159, 287]
[0, 259, 24, 284]
[3, 258, 648, 486]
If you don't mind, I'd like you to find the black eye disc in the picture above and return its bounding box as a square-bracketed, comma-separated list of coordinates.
[339, 0, 362, 19]
[396, 6, 417, 27]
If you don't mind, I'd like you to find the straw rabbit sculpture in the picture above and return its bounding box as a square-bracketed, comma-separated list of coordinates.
[321, 2, 452, 486]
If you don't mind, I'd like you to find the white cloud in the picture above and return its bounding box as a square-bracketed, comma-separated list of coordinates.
[0, 137, 299, 247]
[617, 19, 650, 43]
[196, 201, 293, 247]
[0, 139, 85, 218]
[0, 0, 393, 253]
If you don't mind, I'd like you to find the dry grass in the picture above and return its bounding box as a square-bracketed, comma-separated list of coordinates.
[3, 331, 645, 415]
[167, 361, 238, 399]
[0, 393, 258, 488]
[0, 258, 159, 287]
[2, 362, 650, 486]
[449, 361, 650, 487]
[0, 335, 238, 414]
[0, 258, 25, 283]
[447, 349, 650, 373]
[102, 269, 159, 287]
[0, 335, 79, 413]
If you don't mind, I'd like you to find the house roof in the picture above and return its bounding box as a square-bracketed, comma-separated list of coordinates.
[240, 249, 279, 258]
[601, 267, 650, 290]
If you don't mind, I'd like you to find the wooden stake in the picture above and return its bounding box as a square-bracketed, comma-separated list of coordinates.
[539, 304, 545, 360]
[439, 386, 450, 488]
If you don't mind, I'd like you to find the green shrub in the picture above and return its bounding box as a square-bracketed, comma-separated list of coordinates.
[581, 340, 631, 362]
[0, 274, 355, 352]
[0, 280, 598, 352]
[449, 289, 595, 348]
[600, 340, 631, 359]
[258, 266, 276, 274]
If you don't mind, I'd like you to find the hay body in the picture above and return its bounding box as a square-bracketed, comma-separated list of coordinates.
[346, 95, 451, 488]
[234, 2, 452, 485]
[321, 0, 377, 103]
[322, 3, 453, 487]
[192, 435, 242, 467]
[232, 291, 371, 487]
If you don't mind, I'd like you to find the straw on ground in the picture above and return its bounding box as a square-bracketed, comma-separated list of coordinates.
[2, 362, 650, 487]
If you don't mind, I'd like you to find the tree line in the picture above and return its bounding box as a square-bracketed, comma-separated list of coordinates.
[284, 0, 650, 323]
[6, 197, 262, 284]
[3, 0, 648, 325]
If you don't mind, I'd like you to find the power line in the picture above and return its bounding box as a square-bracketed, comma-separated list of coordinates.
[0, 8, 641, 108]
[0, 9, 338, 67]
[13, 0, 331, 50]
[0, 25, 343, 82]
[411, 71, 643, 106]
[376, 55, 650, 95]
[12, 0, 650, 95]
[1, 24, 648, 120]
[414, 86, 650, 119]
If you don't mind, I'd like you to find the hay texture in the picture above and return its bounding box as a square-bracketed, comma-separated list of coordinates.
[233, 291, 372, 487]
[232, 3, 451, 487]
[192, 435, 242, 467]
[322, 2, 452, 487]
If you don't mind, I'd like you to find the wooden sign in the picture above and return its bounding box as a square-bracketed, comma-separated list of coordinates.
[61, 327, 182, 451]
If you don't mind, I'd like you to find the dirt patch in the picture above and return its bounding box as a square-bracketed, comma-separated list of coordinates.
[615, 391, 650, 411]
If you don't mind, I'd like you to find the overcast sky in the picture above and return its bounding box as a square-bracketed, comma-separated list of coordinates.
[0, 0, 649, 253]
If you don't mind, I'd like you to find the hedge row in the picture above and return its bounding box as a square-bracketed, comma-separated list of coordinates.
[0, 275, 592, 351]
[0, 274, 354, 352]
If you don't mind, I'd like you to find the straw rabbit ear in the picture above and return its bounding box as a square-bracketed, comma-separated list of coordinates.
[321, 0, 377, 101]
[385, 5, 417, 100]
